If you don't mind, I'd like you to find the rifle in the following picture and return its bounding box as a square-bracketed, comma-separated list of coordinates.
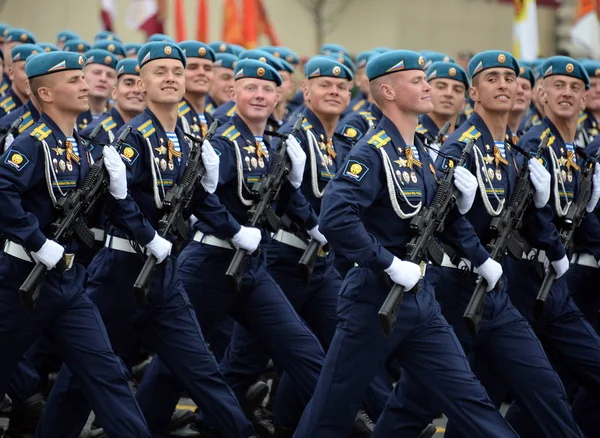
[18, 127, 133, 311]
[132, 120, 220, 303]
[0, 116, 24, 151]
[226, 115, 304, 293]
[535, 145, 600, 318]
[377, 138, 476, 336]
[463, 136, 549, 336]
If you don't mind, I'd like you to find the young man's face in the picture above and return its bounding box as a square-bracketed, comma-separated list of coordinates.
[586, 77, 600, 112]
[35, 70, 90, 115]
[139, 58, 186, 105]
[8, 61, 28, 98]
[303, 76, 351, 117]
[470, 68, 517, 113]
[210, 67, 234, 106]
[83, 64, 117, 100]
[114, 74, 145, 114]
[429, 78, 466, 118]
[233, 77, 279, 123]
[512, 77, 533, 113]
[541, 75, 587, 122]
[390, 70, 434, 116]
[185, 58, 214, 95]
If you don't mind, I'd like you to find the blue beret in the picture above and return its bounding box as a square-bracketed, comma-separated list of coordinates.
[230, 44, 245, 56]
[57, 30, 80, 44]
[84, 49, 118, 70]
[5, 28, 36, 44]
[179, 41, 216, 62]
[422, 51, 455, 70]
[209, 41, 236, 55]
[26, 51, 85, 79]
[11, 44, 44, 63]
[542, 56, 590, 89]
[366, 50, 426, 81]
[234, 59, 282, 86]
[357, 51, 376, 69]
[148, 33, 176, 43]
[94, 31, 121, 43]
[116, 59, 140, 77]
[326, 53, 355, 73]
[320, 43, 351, 59]
[275, 47, 300, 65]
[239, 49, 283, 71]
[371, 47, 390, 54]
[124, 43, 142, 57]
[518, 63, 535, 88]
[580, 60, 600, 80]
[0, 24, 10, 41]
[214, 53, 237, 69]
[64, 39, 91, 54]
[305, 56, 353, 81]
[39, 43, 60, 53]
[138, 42, 186, 68]
[426, 62, 469, 88]
[93, 39, 126, 58]
[468, 50, 519, 79]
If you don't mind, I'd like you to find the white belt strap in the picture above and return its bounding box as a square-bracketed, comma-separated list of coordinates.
[570, 253, 598, 269]
[522, 248, 547, 264]
[272, 230, 308, 250]
[105, 235, 145, 254]
[91, 227, 105, 243]
[440, 252, 478, 273]
[193, 231, 233, 249]
[3, 240, 33, 263]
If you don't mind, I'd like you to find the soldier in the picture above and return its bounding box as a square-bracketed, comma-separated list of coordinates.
[2, 28, 36, 78]
[56, 30, 80, 50]
[63, 39, 91, 55]
[39, 43, 59, 53]
[0, 49, 153, 438]
[578, 60, 600, 144]
[507, 64, 535, 145]
[342, 50, 374, 117]
[293, 49, 517, 438]
[518, 60, 545, 134]
[76, 49, 118, 131]
[37, 41, 258, 438]
[0, 44, 43, 121]
[125, 43, 143, 59]
[206, 52, 237, 115]
[93, 39, 127, 60]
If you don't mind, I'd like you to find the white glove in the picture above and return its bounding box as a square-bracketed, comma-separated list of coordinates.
[453, 166, 477, 214]
[551, 255, 570, 279]
[285, 135, 306, 189]
[307, 225, 327, 245]
[477, 258, 503, 292]
[32, 239, 64, 270]
[586, 163, 600, 213]
[102, 146, 128, 200]
[384, 257, 421, 290]
[146, 232, 172, 264]
[232, 226, 261, 253]
[200, 140, 220, 194]
[529, 158, 551, 208]
[189, 214, 199, 228]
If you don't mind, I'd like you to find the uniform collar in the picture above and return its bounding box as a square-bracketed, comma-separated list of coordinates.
[107, 106, 125, 128]
[23, 100, 40, 120]
[467, 112, 496, 147]
[231, 113, 260, 142]
[542, 116, 566, 146]
[419, 114, 440, 137]
[38, 112, 75, 144]
[7, 87, 23, 107]
[378, 115, 410, 148]
[302, 107, 328, 139]
[368, 103, 383, 121]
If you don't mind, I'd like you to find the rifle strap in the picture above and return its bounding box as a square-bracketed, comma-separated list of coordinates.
[548, 146, 571, 217]
[306, 129, 332, 199]
[41, 139, 65, 205]
[231, 138, 254, 207]
[378, 146, 421, 219]
[472, 144, 505, 216]
[145, 137, 166, 209]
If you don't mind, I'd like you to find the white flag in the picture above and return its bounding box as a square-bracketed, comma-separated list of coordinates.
[571, 0, 600, 59]
[513, 0, 539, 61]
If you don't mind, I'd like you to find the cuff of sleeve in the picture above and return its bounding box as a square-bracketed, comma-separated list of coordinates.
[373, 248, 395, 273]
[225, 221, 242, 239]
[26, 230, 48, 253]
[305, 213, 318, 230]
[470, 244, 491, 268]
[545, 242, 567, 263]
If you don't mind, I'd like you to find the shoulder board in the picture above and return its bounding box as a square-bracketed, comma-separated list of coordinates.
[18, 111, 35, 133]
[302, 119, 313, 131]
[226, 104, 237, 117]
[352, 99, 366, 112]
[30, 123, 52, 141]
[178, 101, 191, 118]
[367, 130, 391, 149]
[578, 112, 588, 125]
[100, 116, 117, 132]
[531, 114, 541, 126]
[137, 119, 156, 138]
[0, 96, 16, 113]
[221, 125, 241, 141]
[464, 103, 474, 117]
[540, 127, 556, 147]
[358, 111, 376, 121]
[458, 125, 481, 144]
[0, 82, 8, 96]
[416, 123, 428, 134]
[205, 103, 215, 115]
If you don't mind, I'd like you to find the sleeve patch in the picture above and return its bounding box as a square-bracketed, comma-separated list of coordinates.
[342, 159, 369, 182]
[120, 144, 139, 165]
[4, 150, 30, 171]
[342, 124, 363, 140]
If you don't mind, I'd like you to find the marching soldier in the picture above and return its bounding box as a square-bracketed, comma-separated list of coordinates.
[56, 30, 79, 49]
[507, 64, 535, 145]
[206, 52, 237, 115]
[63, 39, 91, 55]
[578, 60, 600, 144]
[93, 39, 127, 60]
[0, 44, 42, 119]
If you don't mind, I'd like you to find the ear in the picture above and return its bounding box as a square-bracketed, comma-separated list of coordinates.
[581, 89, 588, 110]
[137, 78, 145, 94]
[111, 85, 118, 100]
[538, 84, 547, 104]
[380, 82, 395, 102]
[301, 79, 309, 101]
[229, 85, 236, 102]
[468, 86, 479, 103]
[8, 66, 14, 81]
[37, 86, 53, 104]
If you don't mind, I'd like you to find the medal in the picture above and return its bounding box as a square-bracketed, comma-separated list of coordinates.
[495, 168, 502, 181]
[487, 168, 494, 181]
[66, 161, 73, 172]
[245, 156, 252, 171]
[52, 158, 58, 173]
[561, 169, 567, 183]
[251, 157, 258, 169]
[59, 160, 66, 172]
[160, 159, 167, 171]
[410, 171, 418, 183]
[402, 171, 410, 183]
[395, 169, 403, 184]
[168, 160, 174, 171]
[567, 170, 573, 182]
[258, 157, 265, 168]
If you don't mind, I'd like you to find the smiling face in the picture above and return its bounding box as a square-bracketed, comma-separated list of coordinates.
[303, 76, 351, 117]
[233, 77, 279, 124]
[185, 58, 214, 95]
[512, 76, 533, 113]
[139, 58, 185, 105]
[429, 78, 466, 118]
[541, 75, 587, 122]
[32, 70, 89, 115]
[210, 66, 234, 106]
[114, 73, 145, 114]
[586, 76, 600, 112]
[8, 61, 28, 99]
[83, 63, 117, 100]
[470, 67, 517, 113]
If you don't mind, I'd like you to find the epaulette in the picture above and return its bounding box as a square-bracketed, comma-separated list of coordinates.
[221, 125, 241, 141]
[416, 123, 428, 134]
[302, 119, 313, 131]
[540, 127, 556, 147]
[18, 111, 35, 133]
[458, 125, 481, 144]
[531, 114, 541, 126]
[178, 101, 191, 118]
[0, 81, 8, 97]
[30, 123, 52, 141]
[101, 116, 117, 132]
[358, 111, 376, 122]
[205, 103, 215, 115]
[464, 103, 474, 117]
[352, 99, 366, 112]
[137, 119, 156, 138]
[367, 130, 391, 149]
[226, 105, 237, 117]
[0, 96, 16, 114]
[578, 112, 588, 126]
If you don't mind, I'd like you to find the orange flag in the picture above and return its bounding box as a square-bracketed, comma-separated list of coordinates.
[222, 0, 244, 45]
[175, 0, 187, 41]
[197, 0, 209, 42]
[243, 0, 258, 48]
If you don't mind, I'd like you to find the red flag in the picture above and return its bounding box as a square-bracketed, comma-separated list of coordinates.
[197, 0, 209, 42]
[222, 0, 244, 45]
[100, 0, 115, 32]
[243, 0, 258, 48]
[175, 0, 187, 41]
[126, 0, 165, 39]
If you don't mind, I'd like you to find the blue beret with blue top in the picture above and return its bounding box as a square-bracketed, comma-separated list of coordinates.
[426, 61, 469, 88]
[11, 44, 44, 63]
[234, 59, 282, 86]
[542, 56, 590, 89]
[26, 51, 85, 79]
[138, 42, 186, 68]
[179, 41, 216, 62]
[366, 50, 426, 81]
[305, 55, 353, 80]
[84, 49, 119, 70]
[116, 59, 140, 77]
[467, 50, 519, 79]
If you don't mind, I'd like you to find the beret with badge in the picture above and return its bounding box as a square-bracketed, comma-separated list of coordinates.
[26, 51, 86, 79]
[179, 40, 216, 62]
[148, 33, 176, 43]
[214, 53, 238, 70]
[209, 41, 236, 55]
[57, 30, 80, 44]
[94, 30, 121, 42]
[0, 23, 10, 42]
[356, 51, 376, 69]
[326, 52, 355, 73]
[421, 51, 455, 70]
[264, 46, 300, 66]
[83, 49, 119, 70]
[5, 28, 36, 44]
[116, 59, 140, 77]
[239, 49, 284, 71]
[426, 61, 469, 88]
[124, 43, 143, 57]
[11, 44, 44, 63]
[467, 50, 519, 78]
[93, 39, 126, 58]
[518, 63, 536, 88]
[234, 59, 282, 86]
[541, 56, 590, 89]
[320, 43, 351, 59]
[39, 43, 60, 53]
[250, 48, 295, 73]
[305, 55, 353, 81]
[63, 39, 91, 54]
[366, 50, 426, 81]
[580, 60, 600, 81]
[138, 41, 187, 68]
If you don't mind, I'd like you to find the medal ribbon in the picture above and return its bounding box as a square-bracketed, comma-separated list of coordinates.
[325, 137, 337, 159]
[256, 141, 269, 159]
[167, 140, 182, 162]
[493, 145, 508, 167]
[566, 150, 580, 171]
[65, 140, 80, 164]
[405, 147, 422, 170]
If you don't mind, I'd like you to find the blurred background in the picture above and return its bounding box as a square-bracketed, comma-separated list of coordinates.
[0, 0, 599, 61]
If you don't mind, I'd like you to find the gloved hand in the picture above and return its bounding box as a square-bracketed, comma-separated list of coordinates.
[189, 214, 199, 228]
[146, 232, 172, 263]
[453, 166, 477, 214]
[551, 255, 570, 279]
[529, 158, 551, 208]
[384, 257, 421, 290]
[102, 146, 128, 200]
[285, 135, 306, 189]
[587, 163, 600, 213]
[232, 226, 262, 253]
[477, 258, 503, 292]
[200, 140, 220, 194]
[308, 225, 327, 245]
[32, 239, 64, 270]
